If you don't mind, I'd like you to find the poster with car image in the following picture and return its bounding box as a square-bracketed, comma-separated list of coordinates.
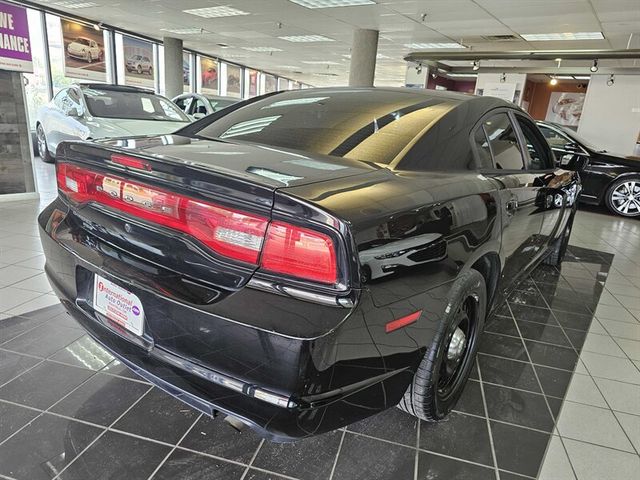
[264, 74, 277, 93]
[200, 56, 218, 94]
[226, 64, 242, 98]
[545, 92, 585, 127]
[123, 36, 154, 88]
[183, 52, 190, 86]
[61, 19, 106, 81]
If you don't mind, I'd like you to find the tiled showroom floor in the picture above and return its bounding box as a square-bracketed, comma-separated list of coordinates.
[0, 161, 639, 480]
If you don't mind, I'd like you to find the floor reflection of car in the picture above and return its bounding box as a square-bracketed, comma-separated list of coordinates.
[35, 84, 191, 163]
[125, 54, 153, 75]
[172, 93, 240, 119]
[537, 121, 640, 217]
[40, 88, 581, 441]
[66, 37, 103, 63]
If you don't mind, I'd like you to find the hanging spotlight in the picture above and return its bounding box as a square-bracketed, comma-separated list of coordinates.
[590, 59, 599, 72]
[607, 74, 615, 86]
[415, 63, 422, 75]
[93, 23, 101, 31]
[549, 76, 558, 86]
[500, 72, 506, 83]
[472, 60, 480, 71]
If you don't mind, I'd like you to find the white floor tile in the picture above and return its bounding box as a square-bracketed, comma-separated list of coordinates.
[615, 338, 640, 361]
[614, 412, 640, 455]
[594, 378, 640, 416]
[557, 402, 634, 452]
[0, 248, 42, 265]
[563, 438, 640, 480]
[565, 374, 608, 408]
[599, 318, 640, 341]
[595, 305, 638, 324]
[0, 264, 42, 288]
[538, 436, 576, 480]
[581, 333, 627, 358]
[0, 287, 45, 313]
[580, 351, 640, 384]
[4, 294, 60, 317]
[10, 273, 53, 294]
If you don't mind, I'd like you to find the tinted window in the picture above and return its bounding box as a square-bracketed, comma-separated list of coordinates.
[482, 113, 524, 170]
[194, 90, 459, 165]
[539, 125, 570, 148]
[208, 98, 237, 112]
[516, 117, 553, 170]
[473, 126, 493, 168]
[82, 88, 189, 122]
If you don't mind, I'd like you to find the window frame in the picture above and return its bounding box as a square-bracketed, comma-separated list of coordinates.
[511, 112, 556, 171]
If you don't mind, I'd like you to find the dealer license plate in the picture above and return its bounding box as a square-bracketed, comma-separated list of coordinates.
[93, 274, 144, 336]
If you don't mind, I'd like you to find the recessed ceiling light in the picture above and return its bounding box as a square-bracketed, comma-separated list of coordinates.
[404, 42, 466, 49]
[573, 75, 591, 80]
[342, 53, 389, 59]
[241, 46, 283, 52]
[54, 1, 99, 8]
[301, 60, 340, 65]
[279, 35, 335, 42]
[521, 32, 604, 41]
[447, 73, 478, 78]
[288, 0, 376, 8]
[161, 27, 208, 35]
[183, 6, 250, 18]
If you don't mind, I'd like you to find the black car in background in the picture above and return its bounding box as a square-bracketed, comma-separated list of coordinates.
[39, 88, 580, 441]
[537, 121, 640, 218]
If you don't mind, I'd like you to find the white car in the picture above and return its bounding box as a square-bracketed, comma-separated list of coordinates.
[126, 55, 153, 75]
[172, 93, 239, 119]
[36, 84, 191, 163]
[67, 37, 103, 63]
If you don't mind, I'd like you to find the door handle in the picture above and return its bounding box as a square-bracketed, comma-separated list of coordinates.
[506, 199, 519, 215]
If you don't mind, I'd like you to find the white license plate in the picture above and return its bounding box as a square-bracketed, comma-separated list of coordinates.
[93, 274, 144, 336]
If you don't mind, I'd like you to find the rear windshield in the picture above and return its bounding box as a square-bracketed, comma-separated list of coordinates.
[83, 88, 190, 122]
[194, 90, 458, 165]
[208, 98, 238, 112]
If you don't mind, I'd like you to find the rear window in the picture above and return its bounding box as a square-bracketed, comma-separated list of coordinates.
[194, 90, 458, 165]
[83, 88, 190, 122]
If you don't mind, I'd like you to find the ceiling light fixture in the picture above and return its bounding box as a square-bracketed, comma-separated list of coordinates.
[53, 1, 99, 9]
[500, 73, 506, 83]
[590, 59, 599, 72]
[241, 46, 283, 52]
[520, 32, 604, 41]
[404, 42, 466, 49]
[183, 6, 250, 18]
[448, 73, 478, 78]
[161, 28, 207, 35]
[472, 60, 480, 71]
[607, 74, 615, 86]
[549, 77, 558, 85]
[279, 35, 335, 42]
[301, 60, 340, 65]
[574, 75, 591, 80]
[287, 0, 376, 8]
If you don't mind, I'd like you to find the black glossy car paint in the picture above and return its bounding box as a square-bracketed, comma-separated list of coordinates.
[39, 88, 580, 441]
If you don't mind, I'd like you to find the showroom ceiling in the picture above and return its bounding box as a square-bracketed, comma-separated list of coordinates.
[25, 0, 640, 85]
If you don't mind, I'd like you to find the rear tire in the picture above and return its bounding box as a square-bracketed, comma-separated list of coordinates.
[605, 177, 640, 218]
[398, 269, 486, 421]
[36, 124, 54, 163]
[543, 212, 574, 266]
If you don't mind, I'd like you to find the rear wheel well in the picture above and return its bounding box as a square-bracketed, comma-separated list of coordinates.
[471, 253, 500, 308]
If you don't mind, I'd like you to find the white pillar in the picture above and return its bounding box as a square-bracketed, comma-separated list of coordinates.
[163, 37, 183, 99]
[348, 29, 379, 87]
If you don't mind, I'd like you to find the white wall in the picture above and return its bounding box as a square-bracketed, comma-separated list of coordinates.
[578, 75, 640, 156]
[475, 73, 527, 106]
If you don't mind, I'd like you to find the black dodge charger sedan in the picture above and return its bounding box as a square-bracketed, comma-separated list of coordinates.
[39, 88, 579, 441]
[537, 120, 640, 218]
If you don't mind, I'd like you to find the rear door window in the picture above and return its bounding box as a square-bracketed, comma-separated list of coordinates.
[481, 113, 524, 170]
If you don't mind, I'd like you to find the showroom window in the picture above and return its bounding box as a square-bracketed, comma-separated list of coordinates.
[23, 9, 48, 127]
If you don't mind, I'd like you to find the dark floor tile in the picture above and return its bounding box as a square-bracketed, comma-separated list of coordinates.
[0, 413, 102, 480]
[490, 421, 550, 478]
[509, 305, 557, 326]
[112, 388, 199, 444]
[499, 471, 535, 479]
[0, 314, 50, 344]
[419, 412, 493, 466]
[546, 397, 563, 420]
[179, 414, 263, 464]
[485, 315, 519, 337]
[252, 430, 342, 480]
[553, 310, 594, 331]
[530, 266, 561, 284]
[12, 303, 66, 321]
[564, 328, 588, 350]
[535, 278, 573, 296]
[525, 341, 577, 371]
[455, 379, 485, 416]
[478, 355, 541, 393]
[50, 373, 150, 426]
[508, 290, 547, 308]
[417, 452, 495, 480]
[49, 336, 114, 371]
[469, 359, 479, 380]
[0, 361, 94, 409]
[0, 401, 40, 442]
[535, 366, 573, 398]
[0, 349, 40, 385]
[1, 323, 84, 358]
[478, 333, 528, 361]
[483, 384, 554, 432]
[332, 432, 415, 480]
[58, 431, 170, 480]
[153, 449, 245, 480]
[244, 470, 290, 480]
[515, 320, 572, 347]
[492, 302, 512, 317]
[100, 359, 148, 382]
[347, 406, 418, 447]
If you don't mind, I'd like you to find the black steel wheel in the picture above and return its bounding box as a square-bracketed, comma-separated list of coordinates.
[398, 269, 486, 421]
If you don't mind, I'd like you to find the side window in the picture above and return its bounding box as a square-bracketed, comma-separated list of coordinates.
[65, 89, 82, 116]
[174, 97, 187, 111]
[515, 117, 554, 170]
[472, 126, 493, 168]
[481, 113, 524, 170]
[193, 98, 208, 115]
[53, 89, 68, 109]
[539, 125, 570, 148]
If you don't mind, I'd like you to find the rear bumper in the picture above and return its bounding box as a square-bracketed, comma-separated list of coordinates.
[38, 199, 414, 441]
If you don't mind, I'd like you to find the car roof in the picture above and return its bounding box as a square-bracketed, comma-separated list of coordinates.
[77, 83, 155, 94]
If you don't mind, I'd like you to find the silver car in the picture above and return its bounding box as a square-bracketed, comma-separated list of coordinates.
[172, 93, 239, 119]
[36, 84, 191, 163]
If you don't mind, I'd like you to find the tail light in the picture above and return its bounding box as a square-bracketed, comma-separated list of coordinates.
[56, 161, 339, 284]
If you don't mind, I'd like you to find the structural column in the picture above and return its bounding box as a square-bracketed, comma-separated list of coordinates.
[348, 29, 379, 87]
[163, 37, 183, 99]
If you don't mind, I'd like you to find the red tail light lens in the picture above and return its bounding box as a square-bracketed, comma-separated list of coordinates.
[56, 162, 268, 264]
[260, 221, 337, 285]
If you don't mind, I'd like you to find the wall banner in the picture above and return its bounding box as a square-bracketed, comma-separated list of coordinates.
[61, 19, 106, 81]
[123, 36, 154, 88]
[0, 1, 32, 73]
